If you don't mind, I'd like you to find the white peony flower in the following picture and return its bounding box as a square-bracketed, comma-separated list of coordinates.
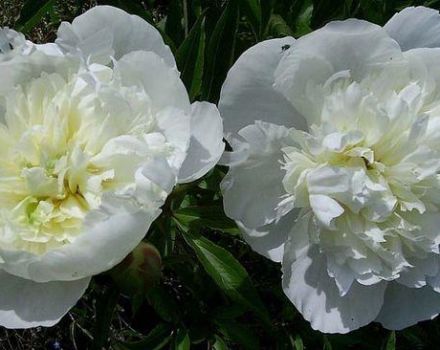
[220, 6, 440, 333]
[0, 6, 224, 328]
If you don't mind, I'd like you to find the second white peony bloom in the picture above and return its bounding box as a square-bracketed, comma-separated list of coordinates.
[220, 6, 440, 333]
[0, 6, 224, 328]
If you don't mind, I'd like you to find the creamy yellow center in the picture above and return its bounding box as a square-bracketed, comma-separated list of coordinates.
[0, 70, 157, 254]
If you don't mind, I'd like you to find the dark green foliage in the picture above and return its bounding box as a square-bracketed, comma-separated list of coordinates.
[3, 1, 440, 349]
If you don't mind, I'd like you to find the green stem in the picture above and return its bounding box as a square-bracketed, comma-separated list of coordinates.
[91, 286, 119, 350]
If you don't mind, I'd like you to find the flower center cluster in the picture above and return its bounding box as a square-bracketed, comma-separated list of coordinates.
[0, 69, 161, 254]
[281, 77, 440, 285]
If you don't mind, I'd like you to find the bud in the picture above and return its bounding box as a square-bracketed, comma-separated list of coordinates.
[110, 242, 162, 296]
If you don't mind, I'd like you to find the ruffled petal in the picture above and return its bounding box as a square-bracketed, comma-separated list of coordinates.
[396, 255, 439, 289]
[385, 6, 440, 51]
[238, 210, 299, 263]
[282, 245, 386, 333]
[0, 50, 76, 97]
[115, 50, 190, 113]
[178, 102, 225, 183]
[221, 122, 293, 228]
[0, 270, 90, 329]
[219, 38, 306, 134]
[0, 194, 160, 282]
[376, 282, 440, 330]
[56, 5, 175, 66]
[274, 19, 403, 125]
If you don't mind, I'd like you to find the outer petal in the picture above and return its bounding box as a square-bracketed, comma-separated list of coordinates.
[396, 255, 439, 289]
[385, 7, 440, 51]
[116, 50, 190, 113]
[274, 19, 404, 125]
[0, 193, 161, 282]
[404, 48, 440, 105]
[282, 245, 386, 334]
[178, 102, 225, 183]
[114, 51, 192, 172]
[0, 50, 76, 97]
[237, 210, 299, 263]
[154, 107, 192, 173]
[0, 270, 90, 329]
[56, 5, 175, 66]
[221, 122, 293, 229]
[0, 28, 30, 60]
[375, 283, 440, 330]
[219, 38, 307, 134]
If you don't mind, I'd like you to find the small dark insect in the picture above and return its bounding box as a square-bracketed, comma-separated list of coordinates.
[0, 42, 13, 53]
[281, 44, 291, 51]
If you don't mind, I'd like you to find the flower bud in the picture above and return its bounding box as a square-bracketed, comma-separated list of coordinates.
[111, 242, 162, 296]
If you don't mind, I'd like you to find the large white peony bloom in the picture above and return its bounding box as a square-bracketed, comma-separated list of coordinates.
[0, 6, 224, 328]
[220, 6, 440, 333]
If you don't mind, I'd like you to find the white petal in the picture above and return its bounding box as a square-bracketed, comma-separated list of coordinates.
[404, 48, 440, 105]
[0, 195, 158, 282]
[34, 43, 64, 56]
[282, 246, 386, 333]
[0, 28, 27, 56]
[397, 255, 439, 288]
[221, 122, 292, 228]
[327, 255, 355, 297]
[116, 50, 190, 113]
[427, 269, 440, 292]
[56, 5, 175, 66]
[219, 38, 307, 134]
[153, 107, 191, 172]
[376, 283, 440, 330]
[274, 19, 403, 125]
[0, 270, 90, 329]
[0, 50, 76, 97]
[178, 102, 225, 183]
[309, 194, 344, 228]
[385, 6, 440, 51]
[237, 210, 299, 263]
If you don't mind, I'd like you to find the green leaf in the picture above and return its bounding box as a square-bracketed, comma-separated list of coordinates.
[15, 0, 55, 33]
[179, 228, 270, 325]
[294, 0, 313, 36]
[174, 328, 191, 350]
[213, 336, 229, 350]
[239, 0, 262, 39]
[174, 204, 239, 234]
[360, 0, 385, 24]
[323, 336, 333, 350]
[267, 14, 294, 37]
[99, 0, 153, 22]
[212, 304, 247, 321]
[384, 331, 396, 350]
[91, 287, 119, 350]
[146, 285, 180, 323]
[114, 323, 173, 350]
[202, 0, 239, 102]
[215, 319, 259, 350]
[176, 11, 206, 100]
[294, 335, 304, 350]
[165, 0, 185, 47]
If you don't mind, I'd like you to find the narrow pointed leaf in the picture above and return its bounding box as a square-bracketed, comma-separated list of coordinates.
[176, 12, 206, 100]
[179, 228, 270, 325]
[202, 1, 239, 102]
